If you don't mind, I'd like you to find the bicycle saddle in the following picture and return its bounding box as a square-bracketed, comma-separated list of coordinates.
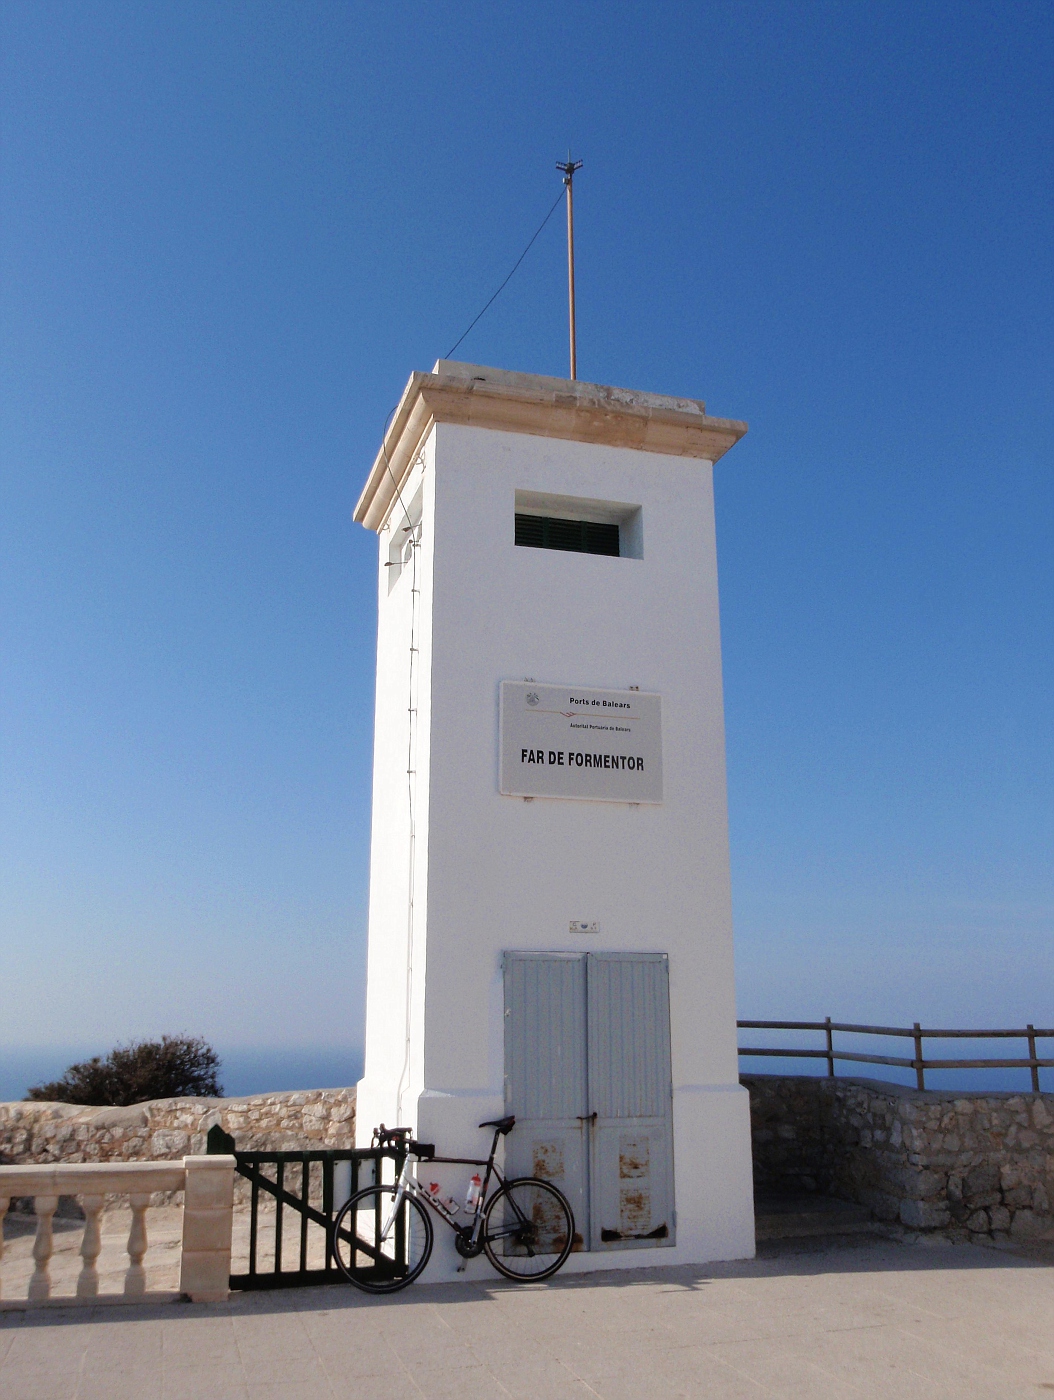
[479, 1114, 516, 1134]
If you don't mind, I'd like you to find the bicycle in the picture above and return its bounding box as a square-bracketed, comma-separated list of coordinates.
[330, 1115, 575, 1292]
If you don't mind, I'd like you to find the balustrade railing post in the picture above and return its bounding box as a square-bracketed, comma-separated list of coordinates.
[29, 1195, 57, 1301]
[913, 1022, 925, 1091]
[77, 1194, 105, 1298]
[124, 1193, 150, 1296]
[824, 1017, 835, 1077]
[1027, 1025, 1040, 1093]
[179, 1154, 234, 1303]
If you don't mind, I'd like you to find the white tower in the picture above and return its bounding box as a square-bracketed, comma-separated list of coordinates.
[354, 361, 755, 1275]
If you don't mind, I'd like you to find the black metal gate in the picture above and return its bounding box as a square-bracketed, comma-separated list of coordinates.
[206, 1124, 403, 1290]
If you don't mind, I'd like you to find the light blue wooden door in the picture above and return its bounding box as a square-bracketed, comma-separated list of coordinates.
[503, 950, 674, 1253]
[586, 952, 675, 1251]
[503, 952, 590, 1250]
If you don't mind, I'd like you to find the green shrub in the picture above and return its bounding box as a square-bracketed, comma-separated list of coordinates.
[27, 1035, 223, 1106]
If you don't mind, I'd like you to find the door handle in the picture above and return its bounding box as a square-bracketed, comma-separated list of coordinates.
[577, 1112, 597, 1123]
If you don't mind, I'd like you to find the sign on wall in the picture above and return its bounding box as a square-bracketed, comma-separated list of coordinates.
[499, 681, 663, 803]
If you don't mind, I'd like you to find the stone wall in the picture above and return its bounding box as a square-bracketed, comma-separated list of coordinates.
[743, 1073, 1054, 1245]
[0, 1088, 356, 1207]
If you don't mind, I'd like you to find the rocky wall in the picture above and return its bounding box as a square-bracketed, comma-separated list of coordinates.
[0, 1088, 356, 1208]
[743, 1073, 1054, 1246]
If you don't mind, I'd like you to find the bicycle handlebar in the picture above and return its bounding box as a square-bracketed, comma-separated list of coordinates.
[371, 1123, 412, 1149]
[370, 1124, 437, 1158]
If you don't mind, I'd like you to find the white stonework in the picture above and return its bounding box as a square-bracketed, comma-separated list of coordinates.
[354, 362, 755, 1279]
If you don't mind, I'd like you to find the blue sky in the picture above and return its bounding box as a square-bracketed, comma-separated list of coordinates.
[1, 1, 1051, 1095]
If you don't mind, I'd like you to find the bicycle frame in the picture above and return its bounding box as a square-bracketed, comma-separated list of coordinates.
[334, 1121, 575, 1290]
[376, 1124, 518, 1253]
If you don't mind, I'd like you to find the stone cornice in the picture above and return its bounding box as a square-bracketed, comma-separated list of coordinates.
[354, 361, 748, 532]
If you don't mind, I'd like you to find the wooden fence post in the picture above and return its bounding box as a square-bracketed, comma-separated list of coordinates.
[913, 1022, 925, 1091]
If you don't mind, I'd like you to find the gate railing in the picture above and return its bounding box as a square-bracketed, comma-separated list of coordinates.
[737, 1019, 1054, 1092]
[206, 1125, 402, 1290]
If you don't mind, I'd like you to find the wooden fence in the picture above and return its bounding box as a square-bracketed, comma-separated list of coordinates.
[737, 1019, 1054, 1091]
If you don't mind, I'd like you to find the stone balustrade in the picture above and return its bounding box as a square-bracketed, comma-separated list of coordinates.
[0, 1156, 235, 1305]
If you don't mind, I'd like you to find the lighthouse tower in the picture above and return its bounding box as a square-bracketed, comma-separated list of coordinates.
[354, 361, 755, 1276]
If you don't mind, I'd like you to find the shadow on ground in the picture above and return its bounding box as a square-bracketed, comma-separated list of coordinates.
[3, 1235, 1049, 1331]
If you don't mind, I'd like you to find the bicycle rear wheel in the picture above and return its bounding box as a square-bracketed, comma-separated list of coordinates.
[482, 1177, 574, 1281]
[332, 1185, 433, 1293]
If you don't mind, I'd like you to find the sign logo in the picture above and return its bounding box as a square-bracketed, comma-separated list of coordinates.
[525, 691, 540, 707]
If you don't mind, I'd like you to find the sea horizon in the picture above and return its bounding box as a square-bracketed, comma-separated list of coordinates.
[1, 1043, 1047, 1106]
[0, 1045, 365, 1105]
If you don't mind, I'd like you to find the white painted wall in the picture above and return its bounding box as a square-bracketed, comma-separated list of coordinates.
[355, 441, 435, 1145]
[357, 417, 755, 1277]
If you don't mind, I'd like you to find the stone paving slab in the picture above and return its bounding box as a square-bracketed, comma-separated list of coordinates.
[1, 1239, 1052, 1399]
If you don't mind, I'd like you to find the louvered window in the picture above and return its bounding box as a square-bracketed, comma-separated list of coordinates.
[515, 514, 620, 556]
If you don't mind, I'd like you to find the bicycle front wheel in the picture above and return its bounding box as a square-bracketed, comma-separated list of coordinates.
[332, 1185, 433, 1293]
[482, 1177, 574, 1281]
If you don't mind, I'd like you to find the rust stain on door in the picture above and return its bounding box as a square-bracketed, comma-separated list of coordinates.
[619, 1135, 649, 1178]
[619, 1135, 651, 1234]
[532, 1140, 564, 1181]
[619, 1186, 651, 1235]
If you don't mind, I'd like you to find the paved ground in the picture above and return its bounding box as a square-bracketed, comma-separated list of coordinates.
[1, 1237, 1052, 1400]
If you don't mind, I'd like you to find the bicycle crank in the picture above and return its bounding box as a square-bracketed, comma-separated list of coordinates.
[454, 1228, 484, 1260]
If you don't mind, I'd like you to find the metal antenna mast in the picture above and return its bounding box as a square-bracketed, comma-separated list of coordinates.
[556, 155, 583, 379]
